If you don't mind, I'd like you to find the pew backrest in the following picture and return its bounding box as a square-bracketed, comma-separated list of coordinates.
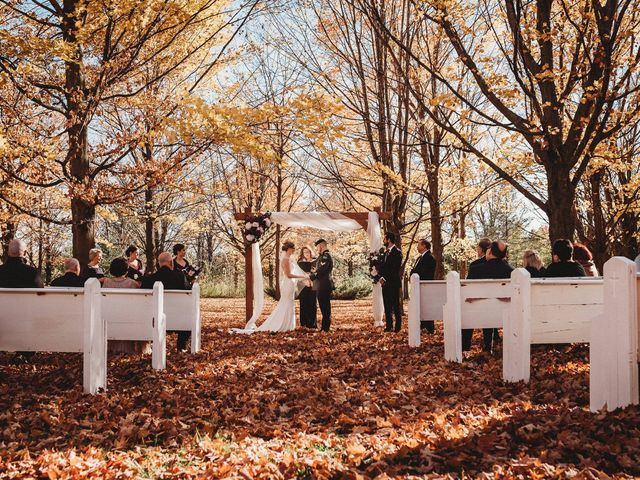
[164, 283, 201, 353]
[590, 257, 639, 412]
[408, 275, 446, 347]
[443, 271, 511, 362]
[101, 282, 165, 369]
[0, 278, 106, 394]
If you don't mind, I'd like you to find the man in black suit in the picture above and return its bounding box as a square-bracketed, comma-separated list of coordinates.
[469, 237, 492, 269]
[410, 239, 437, 332]
[142, 252, 190, 351]
[464, 240, 514, 353]
[310, 239, 334, 332]
[380, 232, 403, 332]
[51, 258, 85, 287]
[544, 239, 587, 277]
[0, 239, 43, 288]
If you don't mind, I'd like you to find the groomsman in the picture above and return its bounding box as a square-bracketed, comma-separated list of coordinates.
[311, 239, 334, 332]
[410, 239, 437, 332]
[379, 232, 403, 332]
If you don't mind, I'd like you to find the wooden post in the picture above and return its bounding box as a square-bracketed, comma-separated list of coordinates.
[244, 207, 253, 322]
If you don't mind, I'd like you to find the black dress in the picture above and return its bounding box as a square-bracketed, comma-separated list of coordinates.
[127, 259, 144, 282]
[297, 260, 317, 328]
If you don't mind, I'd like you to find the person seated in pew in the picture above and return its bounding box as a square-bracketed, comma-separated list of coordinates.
[544, 239, 586, 278]
[469, 237, 492, 269]
[51, 258, 85, 287]
[463, 240, 514, 354]
[141, 252, 191, 352]
[82, 248, 105, 282]
[102, 257, 140, 289]
[103, 257, 150, 355]
[522, 250, 546, 278]
[572, 242, 599, 277]
[0, 239, 43, 288]
[410, 239, 437, 332]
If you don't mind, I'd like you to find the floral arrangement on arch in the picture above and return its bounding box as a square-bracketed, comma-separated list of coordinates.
[368, 247, 386, 284]
[242, 213, 272, 244]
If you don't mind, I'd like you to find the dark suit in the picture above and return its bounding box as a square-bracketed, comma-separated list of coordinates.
[311, 250, 333, 331]
[51, 272, 85, 287]
[469, 256, 486, 269]
[0, 257, 43, 288]
[380, 245, 403, 332]
[410, 251, 436, 332]
[544, 261, 586, 278]
[464, 258, 514, 352]
[141, 266, 190, 350]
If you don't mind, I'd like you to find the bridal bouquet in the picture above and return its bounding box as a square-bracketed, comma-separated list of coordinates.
[242, 212, 272, 244]
[369, 247, 386, 283]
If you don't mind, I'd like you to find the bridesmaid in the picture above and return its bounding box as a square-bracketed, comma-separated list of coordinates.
[125, 245, 144, 284]
[297, 246, 317, 328]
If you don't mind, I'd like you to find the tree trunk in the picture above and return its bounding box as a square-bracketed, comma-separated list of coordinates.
[589, 171, 607, 273]
[545, 165, 577, 242]
[145, 187, 156, 273]
[65, 0, 94, 266]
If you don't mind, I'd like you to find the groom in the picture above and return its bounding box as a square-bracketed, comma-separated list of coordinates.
[310, 238, 334, 332]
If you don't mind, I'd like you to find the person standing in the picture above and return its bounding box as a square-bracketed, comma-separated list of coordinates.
[310, 239, 333, 332]
[297, 246, 317, 329]
[410, 239, 437, 332]
[173, 243, 199, 287]
[125, 245, 144, 283]
[380, 232, 403, 333]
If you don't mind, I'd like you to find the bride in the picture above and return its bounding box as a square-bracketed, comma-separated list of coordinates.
[240, 240, 309, 333]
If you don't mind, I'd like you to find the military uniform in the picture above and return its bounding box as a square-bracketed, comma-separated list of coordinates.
[311, 249, 334, 332]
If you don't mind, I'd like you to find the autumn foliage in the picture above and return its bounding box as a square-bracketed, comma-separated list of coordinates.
[1, 299, 639, 478]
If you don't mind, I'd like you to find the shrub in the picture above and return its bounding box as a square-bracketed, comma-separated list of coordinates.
[333, 274, 372, 300]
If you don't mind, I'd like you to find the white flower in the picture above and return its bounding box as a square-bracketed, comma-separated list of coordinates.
[264, 219, 271, 227]
[245, 222, 252, 230]
[246, 234, 255, 241]
[252, 222, 259, 228]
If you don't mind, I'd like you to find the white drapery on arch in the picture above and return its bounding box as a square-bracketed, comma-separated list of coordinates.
[244, 211, 384, 329]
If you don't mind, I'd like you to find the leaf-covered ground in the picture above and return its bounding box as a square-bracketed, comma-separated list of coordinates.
[1, 299, 639, 479]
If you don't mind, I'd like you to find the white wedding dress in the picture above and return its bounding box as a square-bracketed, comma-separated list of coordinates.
[234, 253, 306, 333]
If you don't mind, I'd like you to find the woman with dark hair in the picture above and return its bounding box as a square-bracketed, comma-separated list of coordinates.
[297, 246, 317, 328]
[572, 242, 599, 276]
[125, 245, 144, 283]
[173, 243, 199, 286]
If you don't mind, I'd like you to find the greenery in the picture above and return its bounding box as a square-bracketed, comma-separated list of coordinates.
[333, 274, 373, 300]
[199, 279, 244, 299]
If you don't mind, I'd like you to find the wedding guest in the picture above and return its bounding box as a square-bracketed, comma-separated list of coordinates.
[142, 252, 190, 351]
[103, 257, 149, 355]
[464, 240, 513, 353]
[103, 257, 139, 289]
[0, 239, 43, 288]
[522, 250, 546, 278]
[125, 245, 144, 283]
[51, 258, 85, 287]
[544, 239, 586, 277]
[297, 246, 317, 329]
[572, 242, 599, 276]
[410, 239, 436, 332]
[82, 248, 105, 281]
[469, 237, 492, 269]
[380, 232, 403, 333]
[173, 243, 198, 286]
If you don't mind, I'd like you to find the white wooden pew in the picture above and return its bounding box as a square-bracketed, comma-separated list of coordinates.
[101, 282, 166, 370]
[0, 278, 106, 394]
[164, 283, 201, 353]
[443, 272, 511, 362]
[590, 257, 639, 412]
[407, 274, 446, 347]
[504, 269, 603, 383]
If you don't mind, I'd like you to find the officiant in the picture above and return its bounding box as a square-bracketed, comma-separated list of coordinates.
[297, 246, 317, 328]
